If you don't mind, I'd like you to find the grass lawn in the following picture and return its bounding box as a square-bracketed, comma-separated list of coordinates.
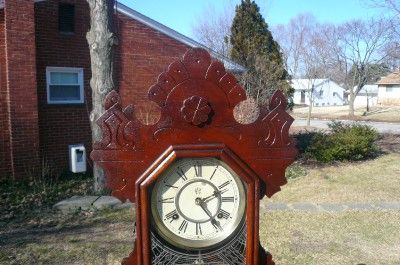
[269, 153, 400, 203]
[292, 105, 400, 123]
[0, 209, 136, 265]
[261, 211, 400, 265]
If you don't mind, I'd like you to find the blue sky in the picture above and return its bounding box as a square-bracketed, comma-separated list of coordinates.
[118, 0, 381, 38]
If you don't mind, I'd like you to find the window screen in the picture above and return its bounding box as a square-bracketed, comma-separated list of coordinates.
[46, 67, 84, 104]
[59, 4, 75, 33]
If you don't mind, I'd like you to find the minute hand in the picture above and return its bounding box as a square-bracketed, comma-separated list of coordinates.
[198, 200, 223, 231]
[198, 200, 213, 218]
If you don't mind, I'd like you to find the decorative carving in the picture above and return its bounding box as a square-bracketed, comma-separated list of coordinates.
[91, 48, 298, 265]
[93, 90, 137, 150]
[181, 96, 212, 126]
[258, 90, 294, 148]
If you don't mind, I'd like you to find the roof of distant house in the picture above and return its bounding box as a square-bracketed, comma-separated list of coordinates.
[0, 1, 245, 73]
[291, 79, 328, 91]
[291, 78, 345, 91]
[358, 85, 378, 95]
[376, 71, 400, 85]
[355, 84, 378, 94]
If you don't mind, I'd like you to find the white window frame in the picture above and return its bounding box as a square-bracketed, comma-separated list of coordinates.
[46, 66, 84, 104]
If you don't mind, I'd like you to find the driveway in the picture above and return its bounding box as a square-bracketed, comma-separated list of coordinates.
[293, 118, 400, 134]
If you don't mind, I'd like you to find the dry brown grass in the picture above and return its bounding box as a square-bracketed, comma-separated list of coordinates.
[261, 211, 400, 265]
[292, 105, 400, 123]
[0, 209, 135, 265]
[268, 153, 400, 204]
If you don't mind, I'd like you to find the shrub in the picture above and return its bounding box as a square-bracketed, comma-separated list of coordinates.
[306, 121, 379, 162]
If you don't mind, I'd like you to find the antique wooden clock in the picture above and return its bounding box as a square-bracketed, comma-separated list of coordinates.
[91, 48, 297, 265]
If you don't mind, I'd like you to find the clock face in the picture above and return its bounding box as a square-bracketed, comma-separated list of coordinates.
[151, 158, 246, 250]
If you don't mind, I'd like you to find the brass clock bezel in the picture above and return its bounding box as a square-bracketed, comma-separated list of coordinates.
[150, 157, 247, 250]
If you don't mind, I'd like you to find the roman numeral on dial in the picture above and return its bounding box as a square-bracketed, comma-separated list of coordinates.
[164, 183, 178, 189]
[221, 196, 234, 202]
[196, 222, 202, 235]
[218, 209, 230, 219]
[209, 166, 218, 180]
[218, 181, 230, 189]
[159, 197, 174, 203]
[177, 167, 187, 181]
[178, 220, 188, 233]
[165, 210, 178, 221]
[194, 163, 202, 177]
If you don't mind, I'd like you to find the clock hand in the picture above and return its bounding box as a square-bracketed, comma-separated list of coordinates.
[196, 199, 223, 231]
[202, 189, 228, 203]
[197, 199, 214, 218]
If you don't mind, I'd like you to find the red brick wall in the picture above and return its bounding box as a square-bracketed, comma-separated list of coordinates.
[4, 0, 39, 178]
[116, 13, 190, 108]
[33, 0, 191, 174]
[0, 10, 12, 176]
[35, 0, 92, 173]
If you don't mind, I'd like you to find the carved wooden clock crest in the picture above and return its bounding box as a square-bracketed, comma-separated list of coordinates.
[91, 48, 297, 265]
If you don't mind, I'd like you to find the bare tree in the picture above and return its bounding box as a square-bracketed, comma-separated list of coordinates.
[371, 0, 400, 15]
[333, 18, 393, 116]
[302, 25, 336, 125]
[192, 1, 236, 56]
[87, 0, 118, 191]
[273, 14, 317, 78]
[274, 15, 333, 125]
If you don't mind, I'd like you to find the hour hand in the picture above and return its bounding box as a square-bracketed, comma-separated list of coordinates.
[203, 189, 228, 203]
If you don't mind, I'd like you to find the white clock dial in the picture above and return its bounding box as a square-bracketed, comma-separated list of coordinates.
[151, 158, 246, 250]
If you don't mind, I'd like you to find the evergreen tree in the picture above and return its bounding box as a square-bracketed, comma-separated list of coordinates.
[230, 0, 293, 106]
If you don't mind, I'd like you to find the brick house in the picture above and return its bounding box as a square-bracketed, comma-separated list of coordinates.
[0, 0, 243, 178]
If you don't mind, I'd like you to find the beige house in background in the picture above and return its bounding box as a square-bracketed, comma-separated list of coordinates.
[377, 71, 400, 105]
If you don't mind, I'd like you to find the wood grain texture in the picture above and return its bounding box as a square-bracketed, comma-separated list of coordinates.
[91, 48, 297, 264]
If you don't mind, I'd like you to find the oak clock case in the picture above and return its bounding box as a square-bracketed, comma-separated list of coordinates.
[150, 158, 246, 251]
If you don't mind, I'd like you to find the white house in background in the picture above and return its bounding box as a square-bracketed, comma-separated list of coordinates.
[376, 71, 400, 105]
[353, 84, 378, 108]
[291, 78, 346, 106]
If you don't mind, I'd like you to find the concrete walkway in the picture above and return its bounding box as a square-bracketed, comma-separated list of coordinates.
[263, 202, 400, 212]
[293, 118, 400, 134]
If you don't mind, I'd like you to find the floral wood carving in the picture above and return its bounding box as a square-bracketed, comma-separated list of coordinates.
[181, 95, 212, 126]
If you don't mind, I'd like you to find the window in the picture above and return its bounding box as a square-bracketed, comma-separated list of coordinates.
[46, 67, 84, 104]
[386, 86, 393, 92]
[300, 90, 305, 103]
[59, 4, 75, 33]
